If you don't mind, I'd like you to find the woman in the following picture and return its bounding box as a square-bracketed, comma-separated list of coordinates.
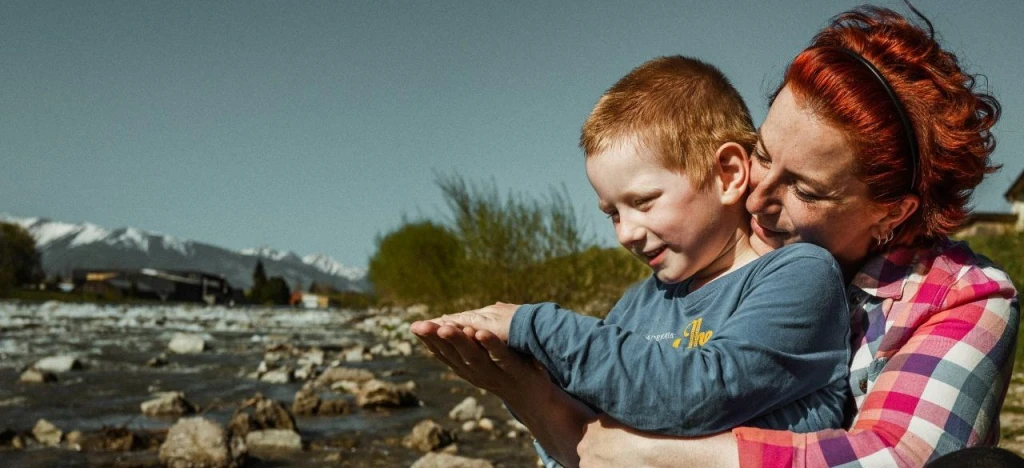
[414, 5, 1019, 467]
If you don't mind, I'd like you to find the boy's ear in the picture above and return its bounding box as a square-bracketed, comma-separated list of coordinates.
[714, 142, 748, 206]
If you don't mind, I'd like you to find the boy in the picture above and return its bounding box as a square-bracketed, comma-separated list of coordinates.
[414, 55, 849, 458]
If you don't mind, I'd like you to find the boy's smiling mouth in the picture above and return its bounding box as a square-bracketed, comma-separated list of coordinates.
[642, 246, 668, 267]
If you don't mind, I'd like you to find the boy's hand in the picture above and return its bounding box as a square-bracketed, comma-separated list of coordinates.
[409, 321, 544, 397]
[428, 302, 519, 342]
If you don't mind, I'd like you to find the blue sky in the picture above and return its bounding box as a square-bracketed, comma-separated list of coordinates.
[2, 1, 1021, 269]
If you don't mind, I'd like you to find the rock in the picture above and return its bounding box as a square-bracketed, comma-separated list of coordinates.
[256, 360, 269, 374]
[402, 419, 455, 453]
[314, 367, 374, 388]
[1, 428, 25, 449]
[394, 341, 413, 356]
[168, 333, 207, 354]
[70, 427, 139, 452]
[245, 429, 302, 451]
[259, 368, 293, 384]
[33, 355, 83, 373]
[318, 399, 350, 416]
[19, 368, 57, 384]
[294, 362, 316, 381]
[299, 348, 325, 366]
[356, 379, 419, 408]
[141, 391, 198, 417]
[461, 421, 477, 433]
[32, 419, 62, 446]
[292, 386, 321, 415]
[344, 346, 366, 362]
[448, 397, 484, 422]
[145, 353, 169, 368]
[478, 418, 494, 431]
[410, 452, 494, 468]
[159, 417, 243, 468]
[228, 394, 297, 440]
[330, 380, 362, 394]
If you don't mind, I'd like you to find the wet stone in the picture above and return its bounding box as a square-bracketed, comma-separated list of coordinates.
[356, 379, 419, 408]
[245, 429, 302, 452]
[160, 417, 243, 468]
[168, 333, 207, 354]
[402, 419, 455, 453]
[141, 391, 199, 417]
[32, 419, 62, 447]
[410, 452, 494, 468]
[448, 397, 484, 422]
[19, 368, 57, 384]
[33, 355, 83, 373]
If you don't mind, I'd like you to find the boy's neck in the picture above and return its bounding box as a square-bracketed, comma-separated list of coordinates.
[687, 223, 758, 292]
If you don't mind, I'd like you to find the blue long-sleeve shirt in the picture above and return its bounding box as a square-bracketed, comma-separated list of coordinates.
[509, 242, 850, 436]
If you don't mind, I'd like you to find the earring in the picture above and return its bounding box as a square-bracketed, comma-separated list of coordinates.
[876, 230, 894, 246]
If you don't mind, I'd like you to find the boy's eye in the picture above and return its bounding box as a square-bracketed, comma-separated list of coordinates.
[633, 197, 652, 208]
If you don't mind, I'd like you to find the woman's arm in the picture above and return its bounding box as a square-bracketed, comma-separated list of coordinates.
[577, 415, 739, 468]
[411, 321, 596, 466]
[730, 258, 1020, 467]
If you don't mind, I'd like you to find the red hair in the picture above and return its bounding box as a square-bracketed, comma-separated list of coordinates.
[780, 6, 1001, 248]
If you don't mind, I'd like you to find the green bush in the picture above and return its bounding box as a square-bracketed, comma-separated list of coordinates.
[367, 174, 649, 317]
[369, 220, 466, 308]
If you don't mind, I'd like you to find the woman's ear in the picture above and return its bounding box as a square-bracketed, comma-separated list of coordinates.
[714, 142, 749, 206]
[871, 195, 920, 240]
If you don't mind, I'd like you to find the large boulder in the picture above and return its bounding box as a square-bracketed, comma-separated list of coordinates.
[356, 379, 419, 408]
[410, 452, 494, 468]
[159, 417, 243, 468]
[141, 392, 199, 417]
[33, 355, 83, 373]
[32, 419, 62, 446]
[448, 397, 484, 422]
[168, 333, 207, 354]
[402, 419, 455, 453]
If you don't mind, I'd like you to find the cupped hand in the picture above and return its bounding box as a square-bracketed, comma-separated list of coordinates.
[428, 302, 519, 342]
[409, 319, 543, 398]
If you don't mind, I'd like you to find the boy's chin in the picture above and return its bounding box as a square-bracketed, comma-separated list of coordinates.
[653, 269, 687, 284]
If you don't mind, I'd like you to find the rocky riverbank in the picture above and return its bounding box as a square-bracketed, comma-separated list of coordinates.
[2, 301, 1022, 466]
[0, 302, 538, 467]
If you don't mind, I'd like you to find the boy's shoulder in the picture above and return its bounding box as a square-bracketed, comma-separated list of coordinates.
[764, 242, 834, 260]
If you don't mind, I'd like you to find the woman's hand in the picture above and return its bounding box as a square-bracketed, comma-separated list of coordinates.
[577, 415, 739, 468]
[427, 302, 519, 343]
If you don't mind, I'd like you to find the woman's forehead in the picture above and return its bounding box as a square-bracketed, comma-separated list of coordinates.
[761, 87, 858, 176]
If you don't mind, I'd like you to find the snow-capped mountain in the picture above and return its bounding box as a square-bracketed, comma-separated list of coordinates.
[0, 214, 369, 292]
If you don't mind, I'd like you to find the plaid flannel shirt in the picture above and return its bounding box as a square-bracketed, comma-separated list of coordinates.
[734, 239, 1020, 467]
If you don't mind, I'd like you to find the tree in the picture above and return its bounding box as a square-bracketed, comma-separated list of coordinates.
[252, 259, 267, 289]
[0, 222, 43, 294]
[262, 276, 291, 305]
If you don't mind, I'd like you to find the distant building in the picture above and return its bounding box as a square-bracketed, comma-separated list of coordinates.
[72, 268, 235, 305]
[955, 169, 1024, 238]
[1006, 169, 1024, 232]
[289, 291, 330, 309]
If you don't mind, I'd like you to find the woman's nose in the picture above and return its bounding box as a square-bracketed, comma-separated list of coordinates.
[747, 169, 781, 216]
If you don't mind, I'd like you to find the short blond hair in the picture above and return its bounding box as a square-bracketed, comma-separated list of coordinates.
[581, 56, 756, 188]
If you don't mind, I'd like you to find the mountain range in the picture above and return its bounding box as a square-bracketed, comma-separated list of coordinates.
[0, 214, 369, 293]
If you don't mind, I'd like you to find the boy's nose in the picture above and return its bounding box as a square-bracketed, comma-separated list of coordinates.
[615, 219, 645, 246]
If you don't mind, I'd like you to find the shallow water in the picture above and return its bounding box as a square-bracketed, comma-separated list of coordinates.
[0, 302, 538, 467]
